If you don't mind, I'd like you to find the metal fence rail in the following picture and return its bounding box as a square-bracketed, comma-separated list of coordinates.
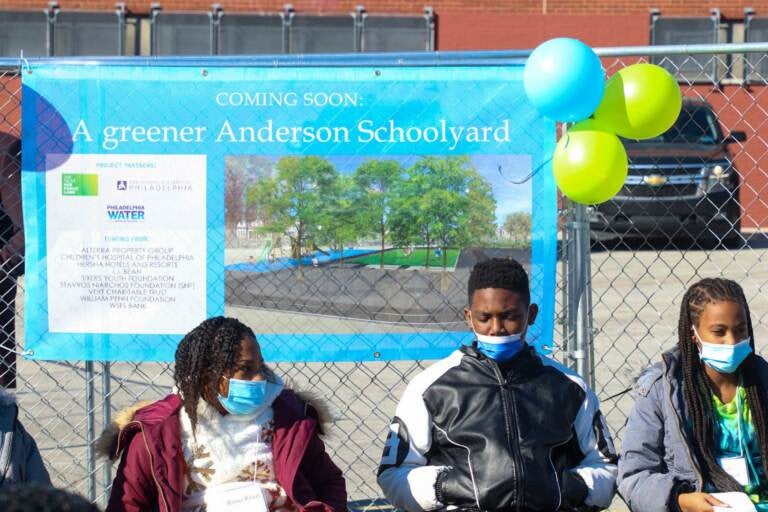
[0, 42, 766, 510]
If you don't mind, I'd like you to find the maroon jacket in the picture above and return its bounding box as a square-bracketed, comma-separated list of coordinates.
[103, 391, 347, 512]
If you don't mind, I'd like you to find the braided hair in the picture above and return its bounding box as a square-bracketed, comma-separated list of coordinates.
[174, 316, 256, 433]
[678, 278, 768, 491]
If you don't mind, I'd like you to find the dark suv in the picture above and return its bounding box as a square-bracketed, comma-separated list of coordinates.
[590, 99, 746, 244]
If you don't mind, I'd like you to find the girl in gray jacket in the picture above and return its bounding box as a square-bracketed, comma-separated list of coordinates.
[618, 278, 768, 512]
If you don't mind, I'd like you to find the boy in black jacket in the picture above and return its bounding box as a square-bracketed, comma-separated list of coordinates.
[377, 258, 617, 511]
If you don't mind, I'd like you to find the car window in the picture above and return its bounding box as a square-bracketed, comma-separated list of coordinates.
[623, 105, 721, 145]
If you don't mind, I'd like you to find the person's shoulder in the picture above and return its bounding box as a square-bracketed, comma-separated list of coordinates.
[0, 388, 16, 431]
[96, 394, 181, 461]
[132, 394, 183, 423]
[536, 352, 591, 394]
[633, 361, 664, 398]
[389, 349, 466, 421]
[274, 388, 314, 419]
[276, 388, 335, 435]
[405, 349, 466, 397]
[0, 387, 15, 409]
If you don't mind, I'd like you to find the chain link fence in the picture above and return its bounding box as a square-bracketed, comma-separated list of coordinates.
[586, 46, 768, 459]
[0, 43, 766, 511]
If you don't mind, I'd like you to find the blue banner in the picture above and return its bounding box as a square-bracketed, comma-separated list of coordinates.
[22, 64, 556, 362]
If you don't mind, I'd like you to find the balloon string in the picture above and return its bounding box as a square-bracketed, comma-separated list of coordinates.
[498, 129, 567, 185]
[497, 156, 553, 185]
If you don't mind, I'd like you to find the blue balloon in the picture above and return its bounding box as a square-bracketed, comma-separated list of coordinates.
[523, 38, 605, 122]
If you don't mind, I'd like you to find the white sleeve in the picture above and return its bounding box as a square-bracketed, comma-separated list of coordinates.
[377, 351, 463, 512]
[572, 387, 619, 508]
[538, 354, 618, 508]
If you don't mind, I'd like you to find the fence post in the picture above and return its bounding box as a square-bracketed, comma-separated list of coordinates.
[210, 4, 223, 56]
[85, 361, 96, 502]
[560, 200, 570, 366]
[102, 362, 112, 505]
[566, 202, 595, 388]
[45, 1, 59, 57]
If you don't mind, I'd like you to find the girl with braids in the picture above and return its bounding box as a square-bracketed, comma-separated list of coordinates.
[98, 316, 346, 512]
[618, 278, 768, 512]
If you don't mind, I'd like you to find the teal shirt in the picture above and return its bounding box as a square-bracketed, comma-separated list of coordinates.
[713, 387, 768, 509]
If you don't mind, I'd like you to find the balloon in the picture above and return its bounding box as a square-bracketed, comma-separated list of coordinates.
[553, 124, 628, 205]
[593, 63, 682, 140]
[523, 38, 605, 122]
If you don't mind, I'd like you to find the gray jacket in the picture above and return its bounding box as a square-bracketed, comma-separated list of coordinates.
[617, 347, 768, 512]
[0, 389, 50, 487]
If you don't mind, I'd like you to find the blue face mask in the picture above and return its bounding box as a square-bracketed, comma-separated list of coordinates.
[694, 328, 753, 374]
[475, 332, 525, 362]
[218, 377, 284, 416]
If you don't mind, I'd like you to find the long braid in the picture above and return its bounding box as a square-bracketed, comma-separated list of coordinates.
[737, 294, 768, 481]
[678, 285, 733, 490]
[173, 316, 254, 434]
[678, 278, 768, 491]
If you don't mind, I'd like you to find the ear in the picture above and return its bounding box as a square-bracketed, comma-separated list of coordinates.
[218, 375, 229, 396]
[690, 325, 699, 344]
[463, 307, 473, 329]
[527, 303, 539, 326]
[201, 377, 230, 416]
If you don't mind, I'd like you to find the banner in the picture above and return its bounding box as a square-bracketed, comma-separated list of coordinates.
[22, 64, 556, 361]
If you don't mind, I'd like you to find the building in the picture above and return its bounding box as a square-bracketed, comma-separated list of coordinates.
[2, 1, 768, 226]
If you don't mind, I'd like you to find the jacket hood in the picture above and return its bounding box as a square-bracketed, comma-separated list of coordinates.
[0, 387, 16, 433]
[96, 388, 335, 462]
[0, 388, 15, 407]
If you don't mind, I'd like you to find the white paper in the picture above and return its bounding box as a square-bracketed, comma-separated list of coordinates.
[719, 456, 751, 486]
[712, 492, 757, 512]
[45, 154, 207, 334]
[186, 482, 269, 512]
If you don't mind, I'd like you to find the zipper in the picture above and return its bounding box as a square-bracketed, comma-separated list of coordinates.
[662, 354, 704, 490]
[433, 424, 482, 510]
[548, 438, 570, 511]
[115, 421, 171, 512]
[489, 361, 524, 512]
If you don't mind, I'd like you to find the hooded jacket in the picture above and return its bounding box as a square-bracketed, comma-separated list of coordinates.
[99, 389, 346, 512]
[617, 347, 768, 512]
[0, 388, 50, 487]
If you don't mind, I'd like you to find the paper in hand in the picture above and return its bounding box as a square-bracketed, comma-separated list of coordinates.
[712, 492, 757, 512]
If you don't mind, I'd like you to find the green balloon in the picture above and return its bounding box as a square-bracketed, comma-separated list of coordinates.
[553, 125, 628, 205]
[593, 63, 682, 140]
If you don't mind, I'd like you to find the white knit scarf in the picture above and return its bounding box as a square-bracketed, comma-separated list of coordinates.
[179, 399, 297, 512]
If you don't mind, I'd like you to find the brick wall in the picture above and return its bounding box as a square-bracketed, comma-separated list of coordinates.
[2, 0, 768, 16]
[438, 13, 647, 50]
[694, 85, 768, 228]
